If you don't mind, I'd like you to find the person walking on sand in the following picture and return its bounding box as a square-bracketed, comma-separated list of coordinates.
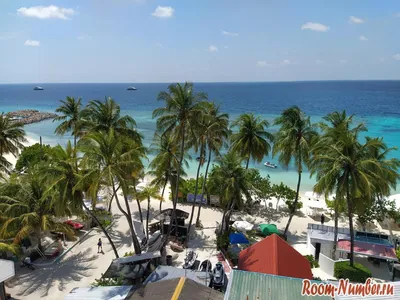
[320, 213, 325, 225]
[97, 238, 103, 253]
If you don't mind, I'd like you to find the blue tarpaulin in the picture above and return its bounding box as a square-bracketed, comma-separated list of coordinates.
[229, 232, 249, 244]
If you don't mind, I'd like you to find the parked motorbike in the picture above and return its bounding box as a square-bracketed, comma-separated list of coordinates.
[211, 262, 225, 291]
[20, 258, 35, 270]
[182, 250, 197, 269]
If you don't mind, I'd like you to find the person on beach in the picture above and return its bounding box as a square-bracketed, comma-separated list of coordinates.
[97, 238, 103, 253]
[320, 214, 325, 225]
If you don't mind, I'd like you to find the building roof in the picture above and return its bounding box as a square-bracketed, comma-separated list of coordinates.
[0, 259, 15, 283]
[128, 277, 223, 300]
[64, 286, 134, 300]
[143, 266, 210, 286]
[238, 233, 313, 279]
[308, 223, 350, 242]
[337, 240, 398, 261]
[224, 270, 332, 300]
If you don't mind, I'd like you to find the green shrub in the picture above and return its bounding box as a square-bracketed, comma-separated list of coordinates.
[285, 199, 303, 211]
[93, 275, 124, 287]
[216, 232, 229, 251]
[304, 255, 320, 268]
[124, 251, 134, 257]
[334, 261, 372, 283]
[396, 249, 400, 261]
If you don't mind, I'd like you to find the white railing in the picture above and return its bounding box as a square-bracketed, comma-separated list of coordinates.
[308, 223, 350, 235]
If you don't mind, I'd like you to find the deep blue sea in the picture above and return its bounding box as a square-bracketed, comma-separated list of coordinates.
[1, 81, 400, 192]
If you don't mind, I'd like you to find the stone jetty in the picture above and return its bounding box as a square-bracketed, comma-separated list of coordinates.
[7, 109, 58, 125]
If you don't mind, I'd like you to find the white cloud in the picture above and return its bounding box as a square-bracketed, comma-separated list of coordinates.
[151, 6, 174, 18]
[222, 30, 238, 37]
[156, 42, 163, 48]
[17, 5, 75, 20]
[339, 59, 348, 64]
[256, 61, 269, 67]
[24, 40, 40, 47]
[349, 16, 364, 24]
[282, 59, 291, 65]
[301, 22, 330, 32]
[207, 45, 218, 52]
[359, 35, 368, 41]
[393, 53, 400, 61]
[316, 60, 324, 64]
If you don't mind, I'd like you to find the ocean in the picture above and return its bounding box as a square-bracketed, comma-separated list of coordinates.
[1, 81, 400, 192]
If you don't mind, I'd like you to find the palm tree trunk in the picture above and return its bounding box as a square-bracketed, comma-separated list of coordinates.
[146, 196, 150, 240]
[332, 196, 339, 260]
[159, 177, 168, 212]
[108, 185, 121, 212]
[82, 201, 119, 258]
[134, 186, 143, 223]
[165, 125, 186, 242]
[346, 185, 355, 266]
[246, 155, 250, 169]
[111, 179, 141, 254]
[196, 147, 212, 226]
[283, 170, 302, 236]
[187, 144, 204, 239]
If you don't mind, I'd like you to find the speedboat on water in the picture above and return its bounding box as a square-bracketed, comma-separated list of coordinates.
[264, 161, 278, 169]
[127, 86, 137, 90]
[33, 86, 43, 90]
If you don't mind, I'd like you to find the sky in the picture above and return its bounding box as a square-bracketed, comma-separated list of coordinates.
[1, 0, 400, 83]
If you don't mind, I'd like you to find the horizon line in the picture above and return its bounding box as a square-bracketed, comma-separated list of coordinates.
[2, 79, 400, 85]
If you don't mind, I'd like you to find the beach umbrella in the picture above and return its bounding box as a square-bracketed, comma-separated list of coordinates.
[229, 232, 250, 244]
[259, 224, 280, 236]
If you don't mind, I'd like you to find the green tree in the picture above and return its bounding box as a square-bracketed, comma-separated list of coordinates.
[0, 114, 26, 171]
[273, 106, 317, 236]
[0, 170, 74, 250]
[148, 132, 188, 212]
[195, 103, 230, 226]
[311, 111, 366, 259]
[15, 143, 53, 172]
[153, 82, 207, 238]
[43, 141, 120, 258]
[207, 151, 252, 234]
[79, 129, 145, 254]
[53, 96, 83, 148]
[230, 113, 274, 169]
[311, 129, 399, 266]
[136, 186, 162, 240]
[82, 97, 142, 142]
[271, 182, 296, 210]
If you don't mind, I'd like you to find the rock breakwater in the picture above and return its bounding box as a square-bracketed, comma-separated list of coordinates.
[7, 110, 58, 125]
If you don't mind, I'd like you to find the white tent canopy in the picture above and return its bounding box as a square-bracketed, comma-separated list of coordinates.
[232, 221, 254, 232]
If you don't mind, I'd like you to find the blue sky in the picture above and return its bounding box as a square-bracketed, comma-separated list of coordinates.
[1, 0, 400, 83]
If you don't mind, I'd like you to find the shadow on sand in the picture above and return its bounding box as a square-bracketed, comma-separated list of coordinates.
[6, 250, 97, 298]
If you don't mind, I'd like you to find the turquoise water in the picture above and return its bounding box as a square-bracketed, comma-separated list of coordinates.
[2, 82, 400, 192]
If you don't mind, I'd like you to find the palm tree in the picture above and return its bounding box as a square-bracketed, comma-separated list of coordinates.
[207, 151, 252, 234]
[0, 114, 26, 170]
[43, 141, 120, 258]
[311, 111, 366, 259]
[0, 170, 74, 250]
[312, 131, 399, 266]
[82, 97, 142, 142]
[230, 113, 274, 169]
[53, 96, 83, 148]
[152, 82, 207, 239]
[148, 132, 188, 212]
[78, 129, 144, 254]
[273, 106, 317, 236]
[136, 186, 162, 240]
[187, 103, 230, 234]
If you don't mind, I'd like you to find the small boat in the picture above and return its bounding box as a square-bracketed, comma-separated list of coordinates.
[33, 86, 43, 90]
[127, 86, 137, 91]
[182, 250, 197, 269]
[264, 161, 278, 169]
[211, 262, 226, 291]
[198, 260, 212, 273]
